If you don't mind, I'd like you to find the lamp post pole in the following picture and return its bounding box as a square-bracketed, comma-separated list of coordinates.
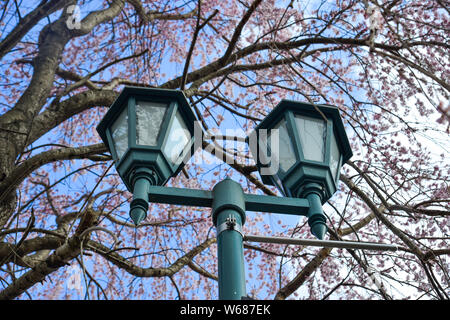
[212, 178, 247, 300]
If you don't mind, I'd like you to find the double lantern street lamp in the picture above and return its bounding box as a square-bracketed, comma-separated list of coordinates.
[97, 86, 397, 300]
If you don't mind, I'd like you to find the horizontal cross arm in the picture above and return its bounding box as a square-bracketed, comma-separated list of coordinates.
[244, 194, 309, 216]
[147, 185, 213, 207]
[147, 186, 310, 216]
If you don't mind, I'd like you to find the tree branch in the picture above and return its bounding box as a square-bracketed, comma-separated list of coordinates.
[87, 237, 216, 278]
[0, 207, 100, 300]
[0, 143, 108, 205]
[340, 174, 425, 259]
[0, 0, 73, 60]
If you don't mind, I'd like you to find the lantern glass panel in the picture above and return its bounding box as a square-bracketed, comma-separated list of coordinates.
[136, 101, 168, 146]
[294, 114, 326, 162]
[329, 131, 341, 180]
[162, 110, 191, 165]
[111, 108, 128, 160]
[268, 119, 296, 172]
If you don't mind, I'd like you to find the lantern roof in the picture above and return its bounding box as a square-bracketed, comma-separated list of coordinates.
[96, 86, 196, 154]
[96, 86, 198, 191]
[254, 99, 353, 164]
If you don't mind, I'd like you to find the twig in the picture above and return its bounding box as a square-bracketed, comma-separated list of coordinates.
[180, 5, 219, 90]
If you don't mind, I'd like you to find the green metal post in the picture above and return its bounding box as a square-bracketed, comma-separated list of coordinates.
[212, 178, 246, 300]
[129, 168, 158, 226]
[300, 183, 327, 240]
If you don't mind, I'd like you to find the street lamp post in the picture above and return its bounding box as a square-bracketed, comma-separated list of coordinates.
[96, 86, 396, 300]
[212, 178, 247, 300]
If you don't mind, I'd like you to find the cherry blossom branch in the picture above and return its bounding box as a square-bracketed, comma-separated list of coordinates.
[69, 0, 125, 37]
[340, 174, 426, 259]
[127, 0, 197, 24]
[181, 1, 219, 90]
[274, 246, 333, 300]
[30, 89, 118, 144]
[57, 49, 149, 98]
[0, 143, 108, 205]
[273, 196, 384, 300]
[187, 260, 218, 281]
[372, 48, 450, 93]
[0, 0, 72, 61]
[162, 34, 447, 90]
[0, 206, 102, 300]
[0, 235, 79, 300]
[87, 237, 216, 278]
[218, 0, 263, 67]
